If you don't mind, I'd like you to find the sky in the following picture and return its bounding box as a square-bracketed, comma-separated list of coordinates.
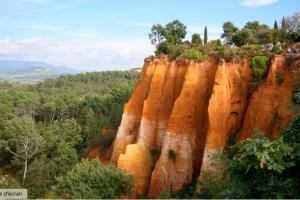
[0, 0, 299, 71]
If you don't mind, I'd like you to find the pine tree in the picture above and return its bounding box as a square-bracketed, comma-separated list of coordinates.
[204, 26, 208, 44]
[274, 20, 278, 30]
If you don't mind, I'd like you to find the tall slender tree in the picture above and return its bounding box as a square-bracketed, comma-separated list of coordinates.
[280, 17, 287, 42]
[204, 26, 208, 44]
[274, 20, 278, 30]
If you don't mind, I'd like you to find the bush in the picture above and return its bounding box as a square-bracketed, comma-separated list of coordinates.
[155, 41, 169, 55]
[221, 136, 298, 198]
[0, 169, 20, 189]
[52, 159, 134, 199]
[218, 46, 241, 62]
[281, 114, 300, 162]
[249, 56, 269, 88]
[183, 49, 203, 61]
[292, 70, 300, 104]
[240, 44, 270, 58]
[155, 42, 189, 60]
[271, 46, 286, 54]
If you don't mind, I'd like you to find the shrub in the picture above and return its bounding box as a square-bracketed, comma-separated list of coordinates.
[52, 159, 134, 199]
[218, 46, 241, 62]
[285, 54, 300, 67]
[0, 169, 20, 189]
[155, 41, 169, 55]
[184, 49, 203, 61]
[271, 46, 286, 54]
[240, 44, 268, 58]
[249, 56, 269, 88]
[292, 70, 300, 104]
[155, 42, 189, 60]
[168, 44, 189, 60]
[281, 114, 300, 162]
[168, 149, 176, 162]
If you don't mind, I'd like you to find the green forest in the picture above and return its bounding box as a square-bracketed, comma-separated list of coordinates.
[0, 71, 138, 198]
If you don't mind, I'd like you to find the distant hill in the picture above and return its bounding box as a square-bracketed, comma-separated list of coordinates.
[0, 60, 80, 83]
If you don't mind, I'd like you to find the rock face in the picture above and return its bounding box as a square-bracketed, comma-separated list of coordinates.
[200, 59, 250, 174]
[236, 55, 295, 141]
[108, 55, 299, 197]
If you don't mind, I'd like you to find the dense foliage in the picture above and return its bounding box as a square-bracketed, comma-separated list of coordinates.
[194, 112, 300, 199]
[249, 56, 269, 88]
[0, 71, 138, 198]
[149, 13, 300, 63]
[51, 159, 134, 199]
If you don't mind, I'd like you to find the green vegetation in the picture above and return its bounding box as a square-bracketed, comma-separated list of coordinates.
[293, 68, 300, 104]
[204, 26, 208, 44]
[149, 13, 300, 65]
[249, 56, 269, 88]
[51, 159, 134, 199]
[183, 49, 203, 61]
[174, 113, 300, 199]
[0, 70, 138, 198]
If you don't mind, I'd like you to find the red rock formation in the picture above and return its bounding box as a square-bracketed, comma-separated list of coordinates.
[200, 59, 250, 174]
[111, 58, 157, 163]
[106, 55, 299, 197]
[148, 60, 217, 197]
[236, 55, 297, 141]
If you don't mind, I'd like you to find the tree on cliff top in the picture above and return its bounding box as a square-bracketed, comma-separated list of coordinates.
[204, 26, 208, 44]
[191, 33, 203, 47]
[221, 21, 239, 44]
[149, 20, 187, 46]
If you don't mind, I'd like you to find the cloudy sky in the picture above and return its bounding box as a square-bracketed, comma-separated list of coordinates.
[0, 0, 299, 71]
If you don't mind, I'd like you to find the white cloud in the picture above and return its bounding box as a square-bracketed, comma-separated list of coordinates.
[240, 0, 279, 7]
[0, 37, 154, 71]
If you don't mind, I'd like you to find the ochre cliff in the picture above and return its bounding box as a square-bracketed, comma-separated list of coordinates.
[236, 56, 295, 141]
[105, 55, 299, 197]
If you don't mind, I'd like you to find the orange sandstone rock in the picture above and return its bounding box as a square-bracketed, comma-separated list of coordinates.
[148, 60, 217, 197]
[200, 59, 250, 174]
[107, 55, 299, 198]
[236, 55, 297, 141]
[111, 58, 157, 163]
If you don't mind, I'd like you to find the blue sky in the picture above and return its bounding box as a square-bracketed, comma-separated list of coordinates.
[0, 0, 299, 71]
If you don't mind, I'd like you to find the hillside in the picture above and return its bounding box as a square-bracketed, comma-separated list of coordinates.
[0, 60, 79, 83]
[0, 70, 139, 198]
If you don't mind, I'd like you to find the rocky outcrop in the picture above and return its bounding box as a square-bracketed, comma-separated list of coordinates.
[200, 59, 250, 174]
[106, 55, 299, 197]
[236, 55, 296, 141]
